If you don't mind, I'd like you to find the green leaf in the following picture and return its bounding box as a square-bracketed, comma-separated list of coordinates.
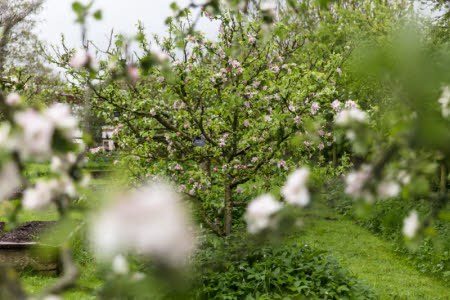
[71, 2, 84, 14]
[93, 9, 103, 20]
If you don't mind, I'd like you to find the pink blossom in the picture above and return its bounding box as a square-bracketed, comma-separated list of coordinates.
[331, 100, 342, 112]
[127, 65, 139, 82]
[174, 164, 183, 171]
[229, 59, 241, 68]
[345, 100, 358, 109]
[219, 138, 226, 147]
[311, 102, 320, 115]
[70, 49, 91, 69]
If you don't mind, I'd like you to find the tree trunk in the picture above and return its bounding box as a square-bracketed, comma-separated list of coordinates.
[224, 178, 233, 236]
[332, 143, 337, 168]
[440, 161, 447, 195]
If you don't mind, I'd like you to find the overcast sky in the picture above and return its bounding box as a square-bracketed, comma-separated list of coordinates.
[36, 0, 217, 49]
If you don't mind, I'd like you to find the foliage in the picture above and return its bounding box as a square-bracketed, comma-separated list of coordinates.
[191, 237, 376, 299]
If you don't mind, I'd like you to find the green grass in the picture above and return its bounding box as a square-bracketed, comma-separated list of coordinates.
[21, 263, 100, 299]
[296, 200, 450, 300]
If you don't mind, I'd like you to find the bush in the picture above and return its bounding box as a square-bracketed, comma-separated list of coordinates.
[191, 237, 375, 299]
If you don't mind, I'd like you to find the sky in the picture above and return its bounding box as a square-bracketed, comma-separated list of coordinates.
[36, 0, 217, 49]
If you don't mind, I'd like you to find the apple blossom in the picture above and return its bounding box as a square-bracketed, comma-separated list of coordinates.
[311, 102, 320, 115]
[331, 100, 342, 112]
[14, 109, 54, 159]
[112, 255, 129, 275]
[45, 103, 78, 138]
[335, 108, 368, 126]
[402, 210, 419, 238]
[282, 168, 310, 207]
[69, 49, 90, 69]
[245, 194, 282, 234]
[377, 180, 401, 199]
[0, 162, 21, 201]
[344, 100, 358, 109]
[438, 85, 450, 118]
[89, 182, 197, 266]
[344, 165, 372, 201]
[5, 92, 21, 106]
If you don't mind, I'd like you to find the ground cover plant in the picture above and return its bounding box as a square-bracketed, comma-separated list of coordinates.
[0, 0, 449, 299]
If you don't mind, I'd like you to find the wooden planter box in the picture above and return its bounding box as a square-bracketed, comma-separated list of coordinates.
[0, 222, 60, 273]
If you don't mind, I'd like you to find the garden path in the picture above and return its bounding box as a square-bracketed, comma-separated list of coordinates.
[296, 201, 450, 300]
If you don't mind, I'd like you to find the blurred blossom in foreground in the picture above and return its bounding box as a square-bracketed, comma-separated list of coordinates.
[402, 210, 419, 239]
[344, 165, 373, 202]
[377, 180, 400, 199]
[335, 108, 368, 126]
[13, 104, 78, 160]
[245, 194, 282, 234]
[22, 177, 76, 210]
[90, 182, 197, 267]
[0, 162, 21, 201]
[438, 86, 450, 118]
[282, 168, 310, 207]
[14, 109, 54, 159]
[69, 49, 91, 69]
[112, 254, 129, 275]
[6, 92, 21, 106]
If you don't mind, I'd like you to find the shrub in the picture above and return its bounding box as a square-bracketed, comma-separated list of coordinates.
[191, 238, 375, 299]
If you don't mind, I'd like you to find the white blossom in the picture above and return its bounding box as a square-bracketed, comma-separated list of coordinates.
[282, 168, 310, 207]
[335, 108, 368, 126]
[245, 194, 282, 234]
[45, 103, 78, 138]
[112, 254, 129, 275]
[377, 180, 401, 199]
[344, 165, 372, 201]
[23, 180, 59, 210]
[90, 182, 196, 267]
[14, 109, 55, 159]
[0, 162, 21, 201]
[22, 177, 76, 210]
[6, 92, 21, 106]
[438, 86, 450, 118]
[402, 210, 419, 238]
[260, 2, 276, 12]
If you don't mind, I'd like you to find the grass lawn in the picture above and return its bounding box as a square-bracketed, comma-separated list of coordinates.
[296, 199, 450, 300]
